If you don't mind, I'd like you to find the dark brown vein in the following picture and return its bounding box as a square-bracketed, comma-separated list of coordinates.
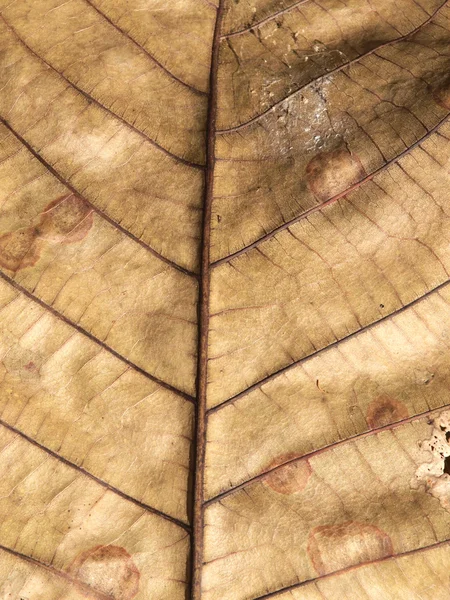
[205, 404, 448, 506]
[0, 542, 113, 600]
[0, 13, 205, 170]
[0, 417, 190, 531]
[83, 0, 208, 95]
[221, 0, 311, 38]
[252, 538, 450, 599]
[211, 111, 450, 268]
[0, 270, 195, 404]
[217, 1, 446, 134]
[0, 117, 197, 278]
[191, 1, 224, 598]
[207, 278, 450, 414]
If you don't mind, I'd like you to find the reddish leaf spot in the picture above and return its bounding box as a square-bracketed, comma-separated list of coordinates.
[263, 454, 312, 494]
[68, 546, 140, 600]
[307, 521, 393, 575]
[0, 227, 40, 271]
[0, 194, 93, 272]
[38, 193, 93, 244]
[24, 361, 37, 372]
[306, 146, 366, 202]
[366, 395, 409, 429]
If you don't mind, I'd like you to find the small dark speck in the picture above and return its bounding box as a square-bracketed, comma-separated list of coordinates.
[217, 215, 221, 223]
[441, 425, 446, 431]
[446, 432, 450, 442]
[380, 304, 384, 308]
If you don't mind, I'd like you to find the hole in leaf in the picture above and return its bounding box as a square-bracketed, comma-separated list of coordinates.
[444, 456, 450, 476]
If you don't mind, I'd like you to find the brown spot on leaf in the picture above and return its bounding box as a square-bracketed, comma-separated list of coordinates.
[38, 193, 93, 244]
[0, 194, 93, 272]
[264, 454, 312, 494]
[307, 521, 393, 575]
[366, 395, 409, 429]
[68, 545, 140, 600]
[0, 227, 41, 271]
[306, 146, 366, 201]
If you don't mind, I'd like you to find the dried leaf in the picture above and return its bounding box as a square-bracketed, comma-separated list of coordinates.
[0, 0, 450, 598]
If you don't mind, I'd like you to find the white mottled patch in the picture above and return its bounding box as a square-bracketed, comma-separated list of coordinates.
[414, 411, 450, 510]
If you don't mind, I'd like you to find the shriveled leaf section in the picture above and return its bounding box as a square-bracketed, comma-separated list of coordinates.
[204, 0, 450, 599]
[0, 0, 207, 597]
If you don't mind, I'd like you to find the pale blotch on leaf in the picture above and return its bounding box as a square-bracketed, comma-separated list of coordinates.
[307, 521, 394, 576]
[0, 193, 93, 272]
[366, 395, 409, 429]
[263, 455, 312, 494]
[414, 410, 450, 511]
[306, 146, 366, 202]
[68, 545, 140, 600]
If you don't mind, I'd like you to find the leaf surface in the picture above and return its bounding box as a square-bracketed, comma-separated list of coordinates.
[1, 0, 450, 599]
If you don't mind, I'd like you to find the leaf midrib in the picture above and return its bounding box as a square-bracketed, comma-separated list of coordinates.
[191, 1, 224, 598]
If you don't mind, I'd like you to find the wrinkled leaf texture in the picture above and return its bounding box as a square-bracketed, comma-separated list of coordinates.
[1, 0, 450, 598]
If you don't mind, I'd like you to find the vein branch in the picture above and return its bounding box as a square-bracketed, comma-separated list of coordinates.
[0, 270, 195, 404]
[83, 0, 208, 95]
[208, 278, 450, 413]
[0, 417, 190, 531]
[0, 13, 205, 169]
[0, 542, 113, 600]
[205, 404, 450, 506]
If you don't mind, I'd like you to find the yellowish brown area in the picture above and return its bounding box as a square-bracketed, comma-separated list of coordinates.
[203, 418, 450, 599]
[1, 0, 450, 598]
[0, 426, 189, 599]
